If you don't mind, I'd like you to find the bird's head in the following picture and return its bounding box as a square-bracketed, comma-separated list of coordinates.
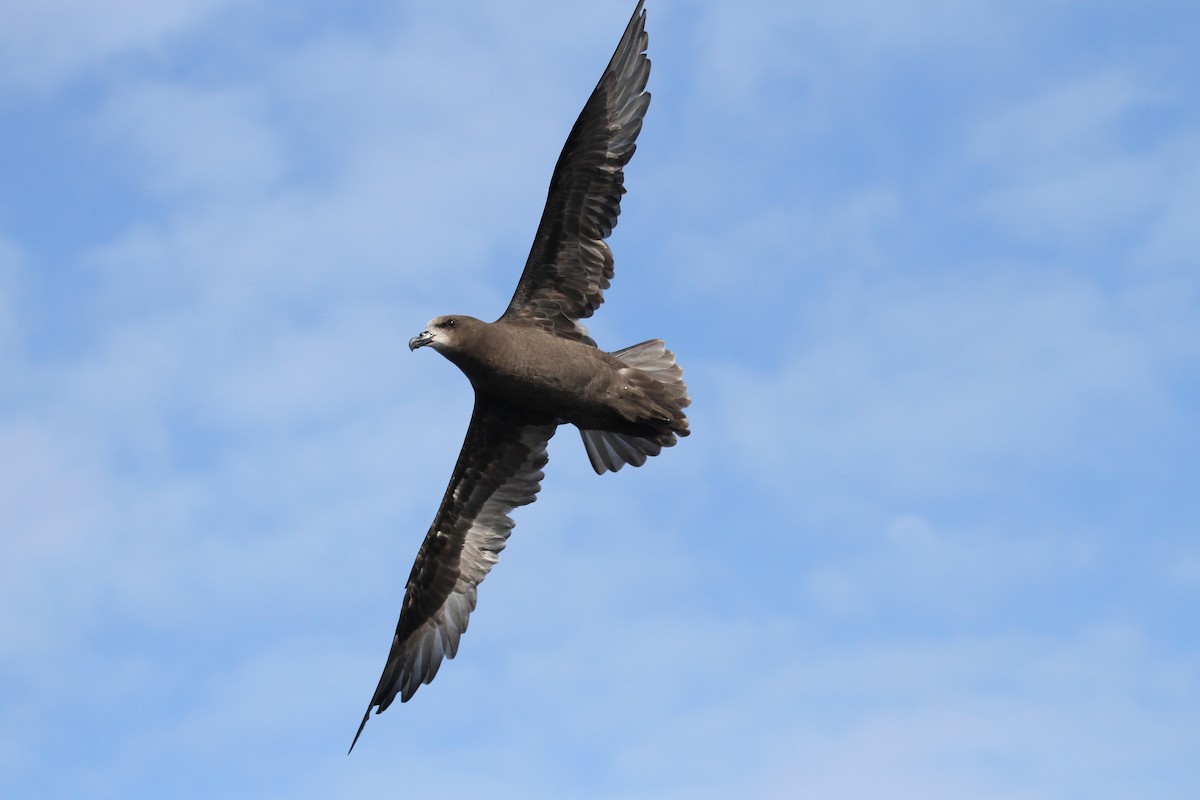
[408, 315, 483, 354]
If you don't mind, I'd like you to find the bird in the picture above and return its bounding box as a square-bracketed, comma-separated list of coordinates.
[350, 0, 687, 752]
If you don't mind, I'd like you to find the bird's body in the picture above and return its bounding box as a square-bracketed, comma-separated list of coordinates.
[351, 0, 686, 751]
[415, 315, 688, 445]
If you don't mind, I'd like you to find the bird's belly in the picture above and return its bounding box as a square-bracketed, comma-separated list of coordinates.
[473, 353, 627, 426]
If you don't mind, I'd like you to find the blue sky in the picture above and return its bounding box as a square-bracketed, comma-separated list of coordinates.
[2, 0, 1198, 796]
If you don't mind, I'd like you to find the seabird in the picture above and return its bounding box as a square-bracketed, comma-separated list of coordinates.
[351, 0, 687, 751]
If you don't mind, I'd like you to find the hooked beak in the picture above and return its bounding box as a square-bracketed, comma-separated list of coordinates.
[408, 330, 434, 351]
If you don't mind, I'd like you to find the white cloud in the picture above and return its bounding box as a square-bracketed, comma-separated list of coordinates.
[968, 70, 1187, 244]
[740, 625, 1199, 800]
[689, 0, 1010, 116]
[94, 82, 285, 200]
[707, 269, 1174, 516]
[0, 0, 238, 90]
[0, 417, 112, 660]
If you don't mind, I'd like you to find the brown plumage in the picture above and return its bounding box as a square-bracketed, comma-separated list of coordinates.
[351, 0, 688, 751]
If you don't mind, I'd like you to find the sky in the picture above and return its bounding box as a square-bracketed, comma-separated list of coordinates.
[2, 0, 1199, 797]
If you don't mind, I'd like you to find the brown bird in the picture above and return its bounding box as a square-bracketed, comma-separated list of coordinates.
[351, 0, 687, 751]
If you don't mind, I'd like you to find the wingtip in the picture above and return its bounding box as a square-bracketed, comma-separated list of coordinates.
[348, 707, 372, 754]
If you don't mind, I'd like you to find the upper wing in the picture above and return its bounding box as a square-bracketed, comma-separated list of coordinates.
[351, 401, 556, 751]
[500, 1, 650, 345]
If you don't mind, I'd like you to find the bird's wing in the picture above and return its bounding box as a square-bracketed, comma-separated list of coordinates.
[351, 401, 556, 751]
[500, 1, 650, 345]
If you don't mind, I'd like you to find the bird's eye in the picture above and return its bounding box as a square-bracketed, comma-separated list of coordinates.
[444, 319, 457, 328]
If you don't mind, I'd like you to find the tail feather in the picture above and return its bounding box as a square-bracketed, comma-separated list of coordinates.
[581, 429, 661, 473]
[610, 339, 687, 387]
[579, 339, 690, 474]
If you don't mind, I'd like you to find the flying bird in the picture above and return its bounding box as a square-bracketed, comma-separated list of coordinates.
[351, 0, 687, 751]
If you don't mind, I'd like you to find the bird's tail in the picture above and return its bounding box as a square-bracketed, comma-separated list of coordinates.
[579, 339, 690, 474]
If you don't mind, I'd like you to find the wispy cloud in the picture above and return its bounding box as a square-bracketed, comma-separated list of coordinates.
[0, 0, 237, 91]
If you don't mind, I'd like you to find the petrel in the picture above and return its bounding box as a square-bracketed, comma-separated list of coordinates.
[351, 0, 687, 751]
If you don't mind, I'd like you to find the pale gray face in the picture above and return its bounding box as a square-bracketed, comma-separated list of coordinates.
[408, 315, 474, 353]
